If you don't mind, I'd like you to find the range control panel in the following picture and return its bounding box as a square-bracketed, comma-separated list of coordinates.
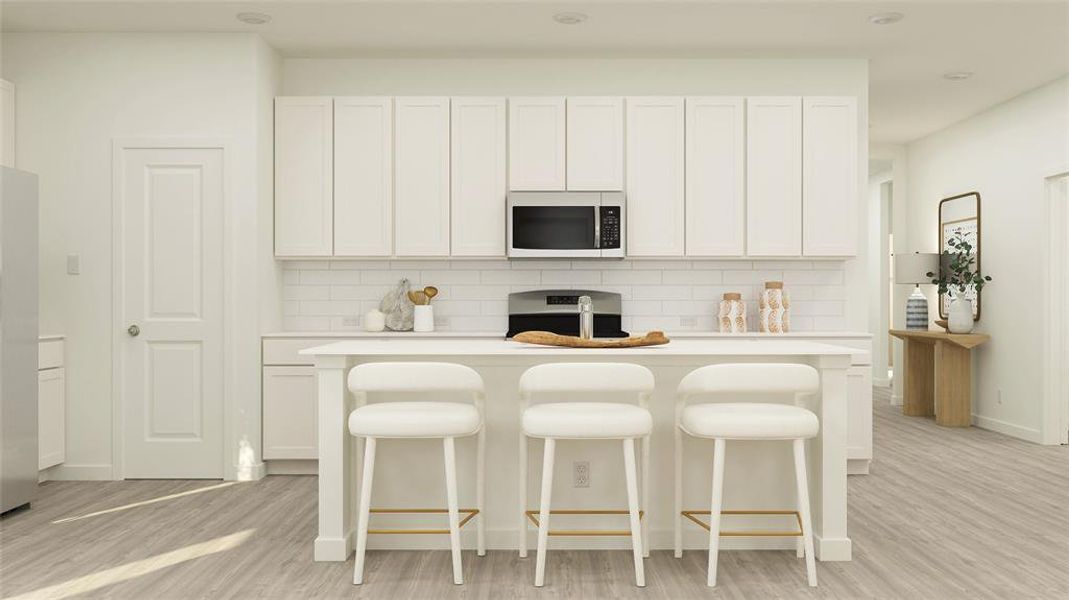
[599, 206, 621, 249]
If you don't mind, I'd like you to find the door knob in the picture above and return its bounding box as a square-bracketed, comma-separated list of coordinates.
[127, 324, 140, 337]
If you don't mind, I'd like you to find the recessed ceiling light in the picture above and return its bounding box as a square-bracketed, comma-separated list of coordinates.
[236, 12, 272, 25]
[943, 71, 975, 81]
[553, 12, 588, 25]
[868, 12, 904, 25]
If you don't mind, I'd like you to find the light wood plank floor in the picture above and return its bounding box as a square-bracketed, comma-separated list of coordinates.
[2, 390, 1067, 599]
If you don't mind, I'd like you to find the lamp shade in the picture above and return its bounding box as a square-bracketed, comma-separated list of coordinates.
[894, 252, 939, 285]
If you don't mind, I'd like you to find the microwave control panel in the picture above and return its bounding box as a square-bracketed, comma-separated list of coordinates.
[599, 206, 621, 249]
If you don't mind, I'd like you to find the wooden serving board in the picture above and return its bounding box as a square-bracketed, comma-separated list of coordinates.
[512, 330, 670, 348]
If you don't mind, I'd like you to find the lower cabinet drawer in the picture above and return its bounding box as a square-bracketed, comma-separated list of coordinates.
[263, 366, 317, 460]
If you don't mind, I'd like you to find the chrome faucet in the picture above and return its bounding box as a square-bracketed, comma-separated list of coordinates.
[578, 295, 594, 340]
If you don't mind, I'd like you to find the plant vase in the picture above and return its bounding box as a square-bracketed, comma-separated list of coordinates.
[948, 294, 974, 334]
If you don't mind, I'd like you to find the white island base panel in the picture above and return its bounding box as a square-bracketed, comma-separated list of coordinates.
[304, 339, 853, 562]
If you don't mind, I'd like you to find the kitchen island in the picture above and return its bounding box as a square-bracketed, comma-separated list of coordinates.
[303, 338, 854, 563]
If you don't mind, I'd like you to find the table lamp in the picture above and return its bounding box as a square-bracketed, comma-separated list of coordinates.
[895, 252, 939, 330]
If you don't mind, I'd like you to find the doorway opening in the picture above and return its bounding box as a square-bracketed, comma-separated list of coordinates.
[1044, 170, 1069, 445]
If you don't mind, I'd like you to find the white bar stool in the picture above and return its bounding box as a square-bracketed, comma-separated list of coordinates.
[673, 363, 820, 587]
[517, 362, 654, 588]
[347, 362, 486, 586]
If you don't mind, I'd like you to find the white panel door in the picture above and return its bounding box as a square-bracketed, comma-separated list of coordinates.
[567, 96, 623, 191]
[395, 97, 451, 256]
[0, 80, 14, 168]
[275, 97, 333, 256]
[626, 97, 685, 256]
[746, 96, 802, 256]
[334, 97, 393, 256]
[119, 146, 224, 478]
[686, 97, 746, 256]
[508, 97, 566, 191]
[451, 97, 506, 256]
[803, 96, 859, 256]
[262, 366, 317, 460]
[38, 368, 65, 470]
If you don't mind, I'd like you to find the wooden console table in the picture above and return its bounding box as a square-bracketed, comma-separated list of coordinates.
[889, 330, 991, 427]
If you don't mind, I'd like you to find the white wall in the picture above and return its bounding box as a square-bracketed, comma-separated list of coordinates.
[2, 33, 279, 479]
[905, 75, 1069, 442]
[282, 57, 872, 333]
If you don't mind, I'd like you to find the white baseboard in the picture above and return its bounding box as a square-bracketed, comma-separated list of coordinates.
[847, 459, 870, 475]
[42, 463, 115, 481]
[266, 460, 317, 475]
[229, 460, 266, 482]
[971, 414, 1043, 443]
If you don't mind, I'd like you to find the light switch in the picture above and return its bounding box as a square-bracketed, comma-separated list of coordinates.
[66, 254, 80, 275]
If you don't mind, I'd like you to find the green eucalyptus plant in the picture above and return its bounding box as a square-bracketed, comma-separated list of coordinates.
[925, 231, 991, 298]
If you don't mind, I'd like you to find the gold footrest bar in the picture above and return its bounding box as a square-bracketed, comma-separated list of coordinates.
[681, 509, 803, 537]
[366, 508, 479, 535]
[524, 509, 645, 537]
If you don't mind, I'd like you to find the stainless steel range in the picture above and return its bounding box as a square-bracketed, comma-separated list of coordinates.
[506, 289, 628, 338]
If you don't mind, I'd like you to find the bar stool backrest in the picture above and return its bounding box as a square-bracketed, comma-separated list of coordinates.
[519, 362, 655, 408]
[677, 363, 819, 406]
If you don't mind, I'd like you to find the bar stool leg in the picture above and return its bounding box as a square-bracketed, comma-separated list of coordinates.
[476, 427, 486, 557]
[707, 438, 726, 587]
[793, 438, 817, 587]
[518, 434, 528, 558]
[534, 438, 556, 587]
[623, 438, 646, 587]
[353, 437, 377, 585]
[443, 437, 463, 585]
[674, 426, 683, 558]
[641, 434, 651, 558]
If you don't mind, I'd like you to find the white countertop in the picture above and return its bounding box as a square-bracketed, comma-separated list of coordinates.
[300, 337, 856, 357]
[268, 330, 871, 340]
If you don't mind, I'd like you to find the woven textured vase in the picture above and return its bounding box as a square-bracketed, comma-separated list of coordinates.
[759, 281, 790, 333]
[718, 292, 747, 333]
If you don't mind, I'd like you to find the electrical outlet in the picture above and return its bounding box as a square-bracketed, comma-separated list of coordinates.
[997, 389, 1003, 405]
[573, 461, 590, 488]
[680, 316, 697, 328]
[66, 254, 80, 275]
[435, 316, 451, 327]
[341, 317, 360, 327]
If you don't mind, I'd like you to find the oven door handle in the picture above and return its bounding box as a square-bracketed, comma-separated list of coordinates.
[593, 207, 601, 249]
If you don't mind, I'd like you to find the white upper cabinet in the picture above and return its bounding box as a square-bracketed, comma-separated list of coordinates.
[394, 97, 451, 256]
[567, 97, 623, 191]
[746, 96, 802, 256]
[333, 97, 393, 256]
[685, 97, 746, 256]
[451, 97, 507, 256]
[508, 97, 566, 191]
[803, 96, 859, 256]
[275, 97, 333, 256]
[1, 80, 14, 168]
[626, 97, 686, 256]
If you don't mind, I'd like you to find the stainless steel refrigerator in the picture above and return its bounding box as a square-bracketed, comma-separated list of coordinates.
[0, 166, 39, 514]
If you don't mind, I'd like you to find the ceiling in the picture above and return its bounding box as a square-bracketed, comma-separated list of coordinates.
[2, 1, 1067, 143]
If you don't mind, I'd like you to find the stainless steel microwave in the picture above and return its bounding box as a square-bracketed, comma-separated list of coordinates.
[507, 191, 625, 258]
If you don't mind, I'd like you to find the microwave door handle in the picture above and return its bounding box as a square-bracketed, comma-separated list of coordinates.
[593, 207, 601, 249]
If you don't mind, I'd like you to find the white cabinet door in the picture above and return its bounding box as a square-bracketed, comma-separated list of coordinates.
[263, 366, 317, 460]
[626, 97, 685, 256]
[508, 97, 566, 191]
[0, 80, 14, 168]
[803, 96, 859, 256]
[334, 97, 393, 256]
[451, 97, 507, 256]
[275, 97, 333, 256]
[38, 368, 65, 470]
[394, 97, 451, 256]
[847, 365, 873, 463]
[567, 97, 623, 191]
[746, 96, 802, 256]
[685, 97, 745, 256]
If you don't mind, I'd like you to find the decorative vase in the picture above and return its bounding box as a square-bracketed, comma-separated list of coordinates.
[413, 305, 435, 333]
[948, 296, 973, 334]
[759, 281, 790, 333]
[905, 286, 929, 330]
[718, 293, 747, 333]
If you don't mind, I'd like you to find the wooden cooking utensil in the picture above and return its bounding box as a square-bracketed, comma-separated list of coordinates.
[423, 286, 438, 302]
[512, 330, 670, 348]
[407, 290, 428, 305]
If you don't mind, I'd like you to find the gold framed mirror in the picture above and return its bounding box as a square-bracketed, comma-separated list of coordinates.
[938, 192, 982, 321]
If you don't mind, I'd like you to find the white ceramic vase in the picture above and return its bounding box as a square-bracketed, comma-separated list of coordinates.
[948, 296, 974, 334]
[413, 305, 434, 332]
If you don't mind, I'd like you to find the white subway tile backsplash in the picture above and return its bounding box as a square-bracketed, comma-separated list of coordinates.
[279, 259, 848, 333]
